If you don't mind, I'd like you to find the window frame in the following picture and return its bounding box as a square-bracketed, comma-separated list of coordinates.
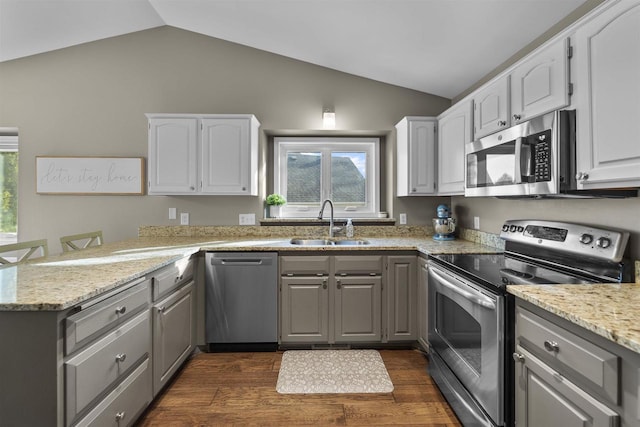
[273, 137, 380, 219]
[0, 133, 19, 244]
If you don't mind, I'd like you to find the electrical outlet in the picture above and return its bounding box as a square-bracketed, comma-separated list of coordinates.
[474, 216, 480, 230]
[399, 213, 407, 225]
[180, 212, 189, 225]
[239, 213, 256, 225]
[169, 207, 176, 220]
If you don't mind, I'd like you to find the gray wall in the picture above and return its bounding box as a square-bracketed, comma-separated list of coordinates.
[0, 26, 450, 252]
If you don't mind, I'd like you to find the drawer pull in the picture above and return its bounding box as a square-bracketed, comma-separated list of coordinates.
[544, 340, 559, 353]
[115, 306, 126, 315]
[513, 352, 525, 363]
[115, 353, 127, 363]
[115, 411, 126, 421]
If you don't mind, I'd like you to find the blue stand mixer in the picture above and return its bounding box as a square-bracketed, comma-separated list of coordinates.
[432, 204, 456, 241]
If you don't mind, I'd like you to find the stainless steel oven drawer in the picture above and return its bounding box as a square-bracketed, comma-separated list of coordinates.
[516, 306, 619, 404]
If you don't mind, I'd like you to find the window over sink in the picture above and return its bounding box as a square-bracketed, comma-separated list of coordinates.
[273, 137, 379, 218]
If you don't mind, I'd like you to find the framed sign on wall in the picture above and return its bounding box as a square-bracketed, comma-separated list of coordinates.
[36, 156, 145, 195]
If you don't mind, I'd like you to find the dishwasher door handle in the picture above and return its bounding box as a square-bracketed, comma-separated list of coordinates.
[210, 258, 266, 266]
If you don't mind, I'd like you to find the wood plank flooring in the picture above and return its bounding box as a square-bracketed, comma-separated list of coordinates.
[136, 349, 461, 426]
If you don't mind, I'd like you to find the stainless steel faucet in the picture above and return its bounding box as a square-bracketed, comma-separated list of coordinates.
[318, 199, 343, 238]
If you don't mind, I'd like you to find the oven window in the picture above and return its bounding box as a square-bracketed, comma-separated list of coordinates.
[436, 293, 482, 374]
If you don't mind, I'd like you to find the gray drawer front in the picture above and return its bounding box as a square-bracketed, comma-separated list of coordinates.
[280, 256, 330, 275]
[66, 310, 150, 423]
[65, 280, 150, 355]
[516, 307, 619, 404]
[152, 257, 195, 301]
[74, 358, 152, 427]
[334, 255, 383, 275]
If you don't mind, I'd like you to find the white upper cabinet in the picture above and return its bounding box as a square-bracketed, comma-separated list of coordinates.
[472, 37, 571, 139]
[396, 117, 437, 196]
[437, 101, 473, 195]
[473, 76, 510, 139]
[147, 114, 260, 196]
[511, 38, 571, 124]
[201, 117, 259, 195]
[148, 118, 198, 194]
[574, 0, 640, 189]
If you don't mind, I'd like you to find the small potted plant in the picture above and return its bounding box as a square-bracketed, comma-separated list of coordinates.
[265, 193, 286, 218]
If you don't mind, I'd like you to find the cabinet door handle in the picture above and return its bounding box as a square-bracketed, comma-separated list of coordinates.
[115, 353, 127, 363]
[336, 279, 341, 290]
[544, 340, 559, 352]
[115, 306, 126, 315]
[115, 411, 126, 421]
[512, 352, 525, 363]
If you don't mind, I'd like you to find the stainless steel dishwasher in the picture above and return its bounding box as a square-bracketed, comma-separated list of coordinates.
[205, 252, 278, 351]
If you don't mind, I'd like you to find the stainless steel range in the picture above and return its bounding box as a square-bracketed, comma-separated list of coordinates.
[427, 220, 632, 427]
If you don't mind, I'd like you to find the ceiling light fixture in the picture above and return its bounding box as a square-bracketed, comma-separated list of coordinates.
[322, 108, 336, 129]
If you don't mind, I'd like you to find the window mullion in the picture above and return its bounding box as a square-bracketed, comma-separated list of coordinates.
[321, 148, 331, 201]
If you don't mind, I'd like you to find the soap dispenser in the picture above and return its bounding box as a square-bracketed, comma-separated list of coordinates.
[345, 218, 354, 238]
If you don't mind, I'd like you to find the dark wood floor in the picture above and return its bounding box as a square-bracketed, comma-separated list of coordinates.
[137, 348, 461, 426]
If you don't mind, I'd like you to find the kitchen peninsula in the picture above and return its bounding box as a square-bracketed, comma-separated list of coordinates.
[1, 226, 639, 426]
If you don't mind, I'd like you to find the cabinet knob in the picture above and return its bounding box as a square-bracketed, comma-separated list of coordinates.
[575, 172, 590, 181]
[513, 114, 522, 121]
[190, 186, 195, 191]
[115, 353, 127, 363]
[242, 187, 246, 191]
[322, 279, 327, 290]
[498, 120, 507, 127]
[159, 306, 167, 313]
[115, 306, 126, 315]
[411, 188, 417, 192]
[544, 340, 559, 352]
[336, 279, 341, 290]
[115, 411, 126, 421]
[512, 352, 525, 363]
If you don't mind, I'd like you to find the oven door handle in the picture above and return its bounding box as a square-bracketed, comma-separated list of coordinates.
[430, 267, 496, 310]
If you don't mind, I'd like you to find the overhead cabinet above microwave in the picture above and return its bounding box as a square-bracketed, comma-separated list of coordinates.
[147, 114, 260, 196]
[473, 38, 571, 139]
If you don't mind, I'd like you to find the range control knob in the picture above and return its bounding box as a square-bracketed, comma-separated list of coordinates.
[579, 233, 594, 245]
[510, 225, 517, 232]
[502, 224, 509, 232]
[596, 237, 612, 249]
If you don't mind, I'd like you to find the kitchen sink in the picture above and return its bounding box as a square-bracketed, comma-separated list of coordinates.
[289, 238, 370, 246]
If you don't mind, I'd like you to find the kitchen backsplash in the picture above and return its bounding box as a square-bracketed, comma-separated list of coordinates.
[138, 224, 505, 249]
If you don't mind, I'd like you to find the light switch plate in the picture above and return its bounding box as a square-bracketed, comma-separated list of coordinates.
[239, 213, 256, 225]
[474, 216, 480, 229]
[169, 207, 177, 220]
[180, 212, 189, 225]
[399, 213, 407, 225]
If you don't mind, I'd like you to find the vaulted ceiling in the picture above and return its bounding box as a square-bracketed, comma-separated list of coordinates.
[0, 0, 588, 99]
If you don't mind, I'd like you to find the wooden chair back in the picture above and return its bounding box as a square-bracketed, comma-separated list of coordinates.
[0, 239, 49, 265]
[60, 230, 103, 252]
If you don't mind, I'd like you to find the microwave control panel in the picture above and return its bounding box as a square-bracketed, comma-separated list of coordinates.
[531, 129, 552, 182]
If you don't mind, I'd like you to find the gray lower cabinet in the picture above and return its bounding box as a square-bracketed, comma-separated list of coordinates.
[417, 256, 429, 351]
[150, 259, 196, 396]
[386, 255, 417, 341]
[279, 253, 417, 345]
[514, 299, 640, 427]
[279, 254, 383, 344]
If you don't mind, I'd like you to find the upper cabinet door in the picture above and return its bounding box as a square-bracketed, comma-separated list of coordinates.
[574, 0, 640, 189]
[396, 117, 437, 196]
[437, 101, 473, 195]
[511, 38, 570, 124]
[148, 118, 198, 194]
[201, 117, 258, 195]
[473, 76, 510, 139]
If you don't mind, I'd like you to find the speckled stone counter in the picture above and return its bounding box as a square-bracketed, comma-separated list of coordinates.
[0, 234, 500, 311]
[508, 284, 640, 353]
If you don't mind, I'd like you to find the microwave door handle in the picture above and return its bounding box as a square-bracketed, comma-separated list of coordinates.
[514, 137, 524, 184]
[430, 267, 496, 310]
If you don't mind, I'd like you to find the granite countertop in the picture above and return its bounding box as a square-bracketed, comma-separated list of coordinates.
[508, 284, 640, 354]
[0, 235, 499, 311]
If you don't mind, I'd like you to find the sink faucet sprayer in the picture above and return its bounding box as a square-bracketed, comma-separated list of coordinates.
[318, 199, 343, 238]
